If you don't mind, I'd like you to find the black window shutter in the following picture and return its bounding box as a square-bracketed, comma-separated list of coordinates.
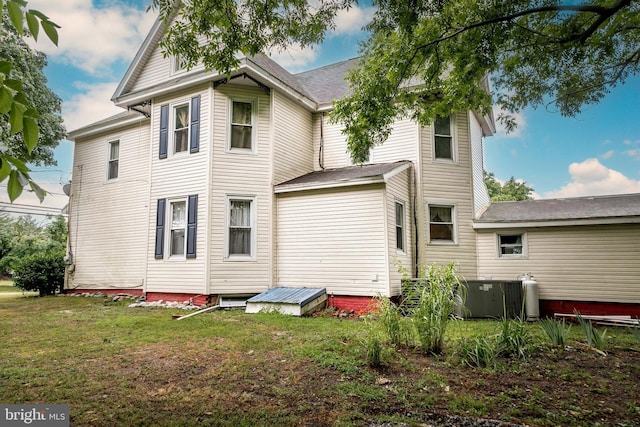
[190, 95, 200, 153]
[186, 194, 198, 258]
[155, 199, 166, 259]
[159, 104, 169, 159]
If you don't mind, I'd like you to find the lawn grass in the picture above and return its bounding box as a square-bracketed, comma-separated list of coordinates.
[0, 295, 638, 426]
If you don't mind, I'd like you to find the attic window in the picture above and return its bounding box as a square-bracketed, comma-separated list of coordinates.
[171, 56, 184, 74]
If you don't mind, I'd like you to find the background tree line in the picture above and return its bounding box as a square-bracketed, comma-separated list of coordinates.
[0, 214, 66, 295]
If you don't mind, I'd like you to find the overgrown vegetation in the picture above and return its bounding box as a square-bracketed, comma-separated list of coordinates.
[539, 317, 571, 347]
[575, 311, 607, 353]
[1, 295, 638, 427]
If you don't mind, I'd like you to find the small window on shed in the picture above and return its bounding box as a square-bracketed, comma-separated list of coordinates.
[498, 233, 525, 257]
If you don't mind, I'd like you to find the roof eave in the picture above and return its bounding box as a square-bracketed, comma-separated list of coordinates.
[473, 216, 640, 229]
[275, 176, 385, 194]
[67, 113, 149, 141]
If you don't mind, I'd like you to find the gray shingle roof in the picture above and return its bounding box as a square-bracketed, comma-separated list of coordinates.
[293, 58, 360, 105]
[275, 161, 411, 191]
[477, 193, 640, 223]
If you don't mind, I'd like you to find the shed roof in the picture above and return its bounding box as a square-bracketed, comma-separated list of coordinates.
[475, 193, 640, 227]
[274, 161, 412, 193]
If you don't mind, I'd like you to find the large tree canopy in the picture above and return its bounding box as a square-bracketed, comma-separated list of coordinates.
[154, 0, 639, 163]
[1, 17, 65, 167]
[0, 0, 60, 201]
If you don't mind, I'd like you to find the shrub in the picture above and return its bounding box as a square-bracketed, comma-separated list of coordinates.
[12, 250, 65, 296]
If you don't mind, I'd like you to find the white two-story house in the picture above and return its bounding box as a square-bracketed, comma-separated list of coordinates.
[66, 18, 640, 316]
[65, 17, 493, 310]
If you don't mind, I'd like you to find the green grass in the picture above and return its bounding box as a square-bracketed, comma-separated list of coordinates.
[1, 295, 638, 426]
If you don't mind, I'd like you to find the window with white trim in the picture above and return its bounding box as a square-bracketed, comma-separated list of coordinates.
[173, 103, 190, 154]
[171, 55, 184, 74]
[434, 115, 453, 160]
[498, 233, 526, 257]
[428, 205, 455, 243]
[395, 201, 405, 251]
[169, 200, 187, 257]
[107, 140, 119, 180]
[230, 101, 254, 151]
[227, 197, 255, 259]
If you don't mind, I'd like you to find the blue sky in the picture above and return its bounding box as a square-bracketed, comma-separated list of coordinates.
[3, 0, 639, 214]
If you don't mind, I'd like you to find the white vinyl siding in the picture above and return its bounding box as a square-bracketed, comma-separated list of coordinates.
[315, 115, 420, 170]
[421, 111, 477, 279]
[385, 168, 414, 296]
[67, 119, 150, 291]
[277, 186, 390, 296]
[370, 118, 420, 164]
[477, 224, 640, 304]
[210, 84, 271, 294]
[146, 86, 209, 294]
[274, 92, 313, 184]
[130, 40, 206, 93]
[469, 112, 490, 216]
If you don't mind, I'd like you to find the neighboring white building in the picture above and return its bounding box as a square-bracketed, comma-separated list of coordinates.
[66, 18, 640, 316]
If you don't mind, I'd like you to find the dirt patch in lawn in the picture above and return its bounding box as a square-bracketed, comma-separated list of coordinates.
[74, 339, 639, 426]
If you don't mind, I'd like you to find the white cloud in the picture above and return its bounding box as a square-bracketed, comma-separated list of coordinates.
[600, 150, 615, 159]
[623, 149, 640, 160]
[331, 5, 375, 35]
[0, 180, 69, 219]
[544, 158, 640, 198]
[267, 44, 320, 70]
[28, 0, 156, 76]
[62, 81, 125, 131]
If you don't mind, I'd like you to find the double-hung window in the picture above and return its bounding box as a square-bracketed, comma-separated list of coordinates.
[169, 201, 187, 256]
[428, 205, 455, 243]
[498, 233, 526, 257]
[159, 96, 200, 159]
[173, 103, 189, 154]
[154, 195, 198, 260]
[230, 101, 253, 151]
[395, 201, 405, 252]
[107, 140, 119, 180]
[227, 197, 255, 259]
[434, 115, 453, 160]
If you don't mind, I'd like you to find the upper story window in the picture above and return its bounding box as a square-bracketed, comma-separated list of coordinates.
[498, 233, 526, 257]
[230, 101, 254, 151]
[173, 103, 189, 154]
[434, 115, 454, 161]
[395, 201, 405, 252]
[107, 140, 119, 180]
[159, 96, 200, 159]
[428, 204, 455, 243]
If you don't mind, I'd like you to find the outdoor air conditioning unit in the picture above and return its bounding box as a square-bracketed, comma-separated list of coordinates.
[462, 280, 524, 318]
